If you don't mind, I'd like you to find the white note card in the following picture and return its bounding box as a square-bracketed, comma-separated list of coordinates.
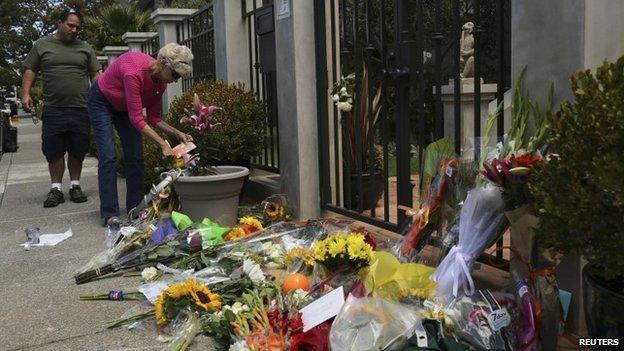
[300, 286, 345, 332]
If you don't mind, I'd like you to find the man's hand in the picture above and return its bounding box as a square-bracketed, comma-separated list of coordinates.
[22, 94, 34, 111]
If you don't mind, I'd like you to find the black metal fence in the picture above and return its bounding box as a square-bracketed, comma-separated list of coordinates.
[243, 0, 280, 173]
[141, 33, 160, 58]
[315, 0, 510, 262]
[176, 4, 216, 92]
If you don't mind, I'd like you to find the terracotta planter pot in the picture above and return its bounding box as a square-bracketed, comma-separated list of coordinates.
[174, 166, 250, 226]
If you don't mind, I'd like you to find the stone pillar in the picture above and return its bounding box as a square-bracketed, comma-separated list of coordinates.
[213, 0, 250, 86]
[151, 8, 197, 113]
[102, 46, 128, 65]
[122, 32, 158, 52]
[274, 0, 320, 219]
[439, 79, 497, 159]
[512, 0, 624, 337]
[96, 56, 108, 71]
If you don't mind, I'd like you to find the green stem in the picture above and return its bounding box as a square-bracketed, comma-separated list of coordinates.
[107, 310, 155, 329]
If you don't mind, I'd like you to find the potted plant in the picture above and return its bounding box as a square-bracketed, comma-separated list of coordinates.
[530, 57, 624, 338]
[159, 80, 266, 225]
[331, 66, 383, 211]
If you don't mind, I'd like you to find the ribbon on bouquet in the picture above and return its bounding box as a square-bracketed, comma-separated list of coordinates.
[432, 245, 476, 300]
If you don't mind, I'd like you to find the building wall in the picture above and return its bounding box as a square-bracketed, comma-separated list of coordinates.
[584, 0, 624, 70]
[511, 0, 585, 106]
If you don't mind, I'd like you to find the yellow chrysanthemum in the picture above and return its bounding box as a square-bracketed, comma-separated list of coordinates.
[154, 279, 221, 326]
[239, 216, 263, 231]
[285, 247, 315, 267]
[312, 232, 373, 265]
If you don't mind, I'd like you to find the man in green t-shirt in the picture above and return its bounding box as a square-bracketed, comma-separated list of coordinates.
[21, 8, 101, 208]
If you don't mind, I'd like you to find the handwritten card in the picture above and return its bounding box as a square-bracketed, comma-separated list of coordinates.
[300, 286, 345, 332]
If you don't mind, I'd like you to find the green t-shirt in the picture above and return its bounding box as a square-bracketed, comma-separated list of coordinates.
[23, 36, 101, 107]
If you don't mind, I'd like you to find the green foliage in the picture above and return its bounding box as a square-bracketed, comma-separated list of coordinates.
[530, 57, 624, 275]
[83, 3, 153, 51]
[141, 80, 266, 190]
[168, 0, 208, 9]
[168, 80, 267, 164]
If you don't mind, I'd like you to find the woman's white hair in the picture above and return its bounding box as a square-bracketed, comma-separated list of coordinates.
[157, 43, 194, 78]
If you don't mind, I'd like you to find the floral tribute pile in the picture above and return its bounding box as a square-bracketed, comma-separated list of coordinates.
[74, 72, 572, 350]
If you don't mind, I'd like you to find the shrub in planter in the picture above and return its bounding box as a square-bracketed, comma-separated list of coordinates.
[142, 80, 266, 192]
[168, 80, 267, 166]
[530, 57, 624, 337]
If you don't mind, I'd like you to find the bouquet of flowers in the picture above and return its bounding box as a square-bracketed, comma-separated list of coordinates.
[432, 185, 508, 302]
[224, 216, 264, 241]
[482, 153, 543, 211]
[237, 195, 293, 227]
[312, 232, 374, 273]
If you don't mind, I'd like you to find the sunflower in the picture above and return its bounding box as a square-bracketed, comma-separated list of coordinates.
[224, 227, 247, 241]
[154, 279, 221, 326]
[187, 279, 221, 311]
[239, 216, 263, 231]
[264, 202, 285, 220]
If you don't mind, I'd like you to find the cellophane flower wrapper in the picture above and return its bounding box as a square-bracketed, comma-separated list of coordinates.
[166, 310, 203, 351]
[432, 185, 509, 302]
[363, 251, 436, 302]
[396, 157, 457, 261]
[506, 206, 563, 351]
[329, 295, 422, 351]
[447, 291, 516, 351]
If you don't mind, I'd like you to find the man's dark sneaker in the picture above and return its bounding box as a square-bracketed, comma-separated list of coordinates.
[69, 185, 88, 203]
[43, 188, 65, 208]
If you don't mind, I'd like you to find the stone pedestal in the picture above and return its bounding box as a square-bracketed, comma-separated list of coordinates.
[122, 32, 158, 52]
[102, 46, 128, 65]
[150, 8, 197, 113]
[439, 78, 497, 158]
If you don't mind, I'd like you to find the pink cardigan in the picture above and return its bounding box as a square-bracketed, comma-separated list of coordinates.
[97, 52, 167, 130]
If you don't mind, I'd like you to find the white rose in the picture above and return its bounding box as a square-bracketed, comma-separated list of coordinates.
[337, 102, 352, 112]
[243, 259, 266, 284]
[141, 267, 159, 282]
[331, 94, 340, 102]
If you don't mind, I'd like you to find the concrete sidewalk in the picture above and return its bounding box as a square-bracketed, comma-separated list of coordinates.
[0, 119, 162, 350]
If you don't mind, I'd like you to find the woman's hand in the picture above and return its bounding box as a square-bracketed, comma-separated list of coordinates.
[176, 131, 194, 143]
[160, 140, 174, 157]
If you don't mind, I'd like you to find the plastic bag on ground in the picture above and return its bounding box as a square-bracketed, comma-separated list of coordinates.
[329, 295, 422, 351]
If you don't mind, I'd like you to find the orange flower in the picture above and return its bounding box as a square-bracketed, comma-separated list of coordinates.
[513, 153, 542, 168]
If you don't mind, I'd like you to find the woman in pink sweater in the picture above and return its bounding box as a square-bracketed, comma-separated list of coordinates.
[87, 43, 193, 226]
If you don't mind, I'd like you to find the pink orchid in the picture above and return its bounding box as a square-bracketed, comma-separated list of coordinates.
[180, 93, 222, 134]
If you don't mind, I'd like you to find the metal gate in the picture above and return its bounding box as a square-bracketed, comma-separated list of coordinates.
[177, 4, 216, 92]
[243, 0, 280, 173]
[315, 0, 511, 241]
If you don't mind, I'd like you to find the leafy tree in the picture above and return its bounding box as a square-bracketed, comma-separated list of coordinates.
[84, 3, 153, 50]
